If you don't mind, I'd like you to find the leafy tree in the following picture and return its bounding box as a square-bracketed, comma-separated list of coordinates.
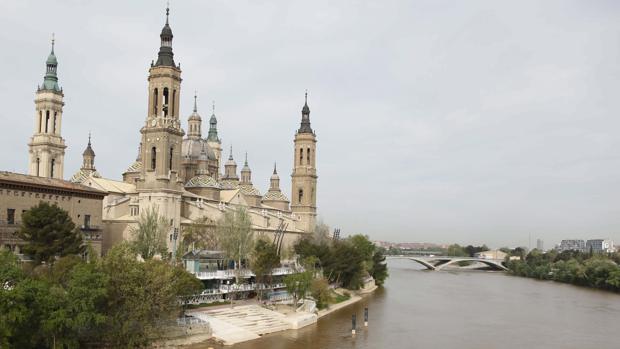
[310, 277, 332, 309]
[216, 207, 254, 282]
[370, 248, 389, 286]
[446, 244, 468, 257]
[251, 238, 280, 300]
[284, 271, 313, 307]
[17, 202, 85, 265]
[323, 240, 366, 289]
[130, 206, 169, 260]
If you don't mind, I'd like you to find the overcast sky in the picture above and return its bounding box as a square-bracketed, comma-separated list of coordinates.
[1, 1, 620, 248]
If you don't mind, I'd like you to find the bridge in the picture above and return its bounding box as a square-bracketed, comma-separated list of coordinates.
[387, 255, 507, 271]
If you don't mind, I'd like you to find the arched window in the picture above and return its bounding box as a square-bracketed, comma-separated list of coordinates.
[38, 111, 42, 133]
[45, 111, 50, 133]
[153, 88, 158, 116]
[53, 112, 57, 133]
[169, 147, 174, 171]
[298, 189, 304, 204]
[36, 158, 40, 176]
[163, 88, 169, 117]
[151, 147, 157, 170]
[307, 147, 311, 164]
[50, 159, 55, 177]
[300, 148, 304, 165]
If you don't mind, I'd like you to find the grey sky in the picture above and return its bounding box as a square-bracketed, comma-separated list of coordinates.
[1, 1, 620, 248]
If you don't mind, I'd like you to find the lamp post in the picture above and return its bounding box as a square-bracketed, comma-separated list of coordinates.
[171, 227, 179, 263]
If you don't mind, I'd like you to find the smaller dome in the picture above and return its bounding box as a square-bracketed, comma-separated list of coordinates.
[189, 113, 201, 122]
[161, 23, 173, 38]
[46, 52, 58, 65]
[263, 191, 289, 202]
[185, 175, 219, 189]
[219, 180, 239, 190]
[83, 144, 95, 157]
[240, 184, 261, 196]
[124, 160, 142, 174]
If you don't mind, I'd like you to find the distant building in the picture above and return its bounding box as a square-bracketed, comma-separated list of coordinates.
[585, 239, 615, 253]
[536, 239, 544, 251]
[557, 239, 586, 252]
[475, 250, 507, 260]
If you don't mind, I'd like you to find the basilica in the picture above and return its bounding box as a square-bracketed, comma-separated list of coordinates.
[21, 7, 318, 255]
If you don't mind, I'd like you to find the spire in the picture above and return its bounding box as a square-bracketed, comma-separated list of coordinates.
[166, 1, 170, 24]
[207, 100, 220, 142]
[298, 90, 313, 134]
[41, 33, 61, 92]
[83, 132, 95, 157]
[193, 91, 198, 112]
[244, 152, 249, 167]
[228, 145, 233, 160]
[155, 4, 175, 67]
[273, 162, 277, 175]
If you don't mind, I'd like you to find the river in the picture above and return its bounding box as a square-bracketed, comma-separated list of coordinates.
[191, 258, 620, 349]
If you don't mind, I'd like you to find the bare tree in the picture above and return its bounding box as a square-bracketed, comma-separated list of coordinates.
[130, 206, 169, 260]
[216, 207, 254, 283]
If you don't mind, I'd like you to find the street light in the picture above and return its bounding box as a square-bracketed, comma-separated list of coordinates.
[171, 227, 179, 263]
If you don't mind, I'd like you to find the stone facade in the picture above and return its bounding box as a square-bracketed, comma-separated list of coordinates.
[0, 171, 106, 256]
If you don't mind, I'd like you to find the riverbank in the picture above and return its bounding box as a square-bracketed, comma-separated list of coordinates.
[177, 284, 376, 347]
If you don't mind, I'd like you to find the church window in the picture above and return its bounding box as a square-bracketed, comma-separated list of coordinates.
[298, 189, 303, 204]
[153, 88, 159, 115]
[36, 158, 40, 176]
[45, 111, 50, 133]
[307, 147, 311, 164]
[163, 88, 169, 117]
[151, 147, 157, 170]
[169, 147, 174, 171]
[50, 159, 55, 177]
[53, 112, 57, 133]
[300, 148, 303, 165]
[38, 111, 42, 133]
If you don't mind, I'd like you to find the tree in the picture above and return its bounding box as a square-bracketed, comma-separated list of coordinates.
[17, 202, 85, 265]
[216, 207, 254, 282]
[313, 218, 330, 244]
[130, 206, 169, 260]
[370, 248, 389, 286]
[323, 240, 366, 289]
[180, 216, 218, 253]
[284, 271, 313, 307]
[310, 277, 332, 309]
[251, 238, 280, 301]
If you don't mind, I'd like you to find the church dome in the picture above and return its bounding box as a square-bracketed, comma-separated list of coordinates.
[240, 184, 261, 196]
[185, 174, 219, 189]
[263, 191, 289, 202]
[46, 51, 58, 65]
[219, 179, 239, 190]
[124, 160, 142, 173]
[182, 138, 216, 160]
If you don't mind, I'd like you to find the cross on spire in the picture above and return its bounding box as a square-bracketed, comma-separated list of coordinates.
[166, 1, 170, 24]
[88, 131, 91, 146]
[193, 90, 198, 112]
[51, 33, 55, 53]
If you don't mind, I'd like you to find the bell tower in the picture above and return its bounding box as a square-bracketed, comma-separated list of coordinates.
[136, 6, 185, 255]
[138, 5, 184, 192]
[28, 35, 66, 179]
[291, 92, 317, 232]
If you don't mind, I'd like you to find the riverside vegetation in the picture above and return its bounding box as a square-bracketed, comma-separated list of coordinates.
[0, 203, 202, 348]
[506, 249, 620, 293]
